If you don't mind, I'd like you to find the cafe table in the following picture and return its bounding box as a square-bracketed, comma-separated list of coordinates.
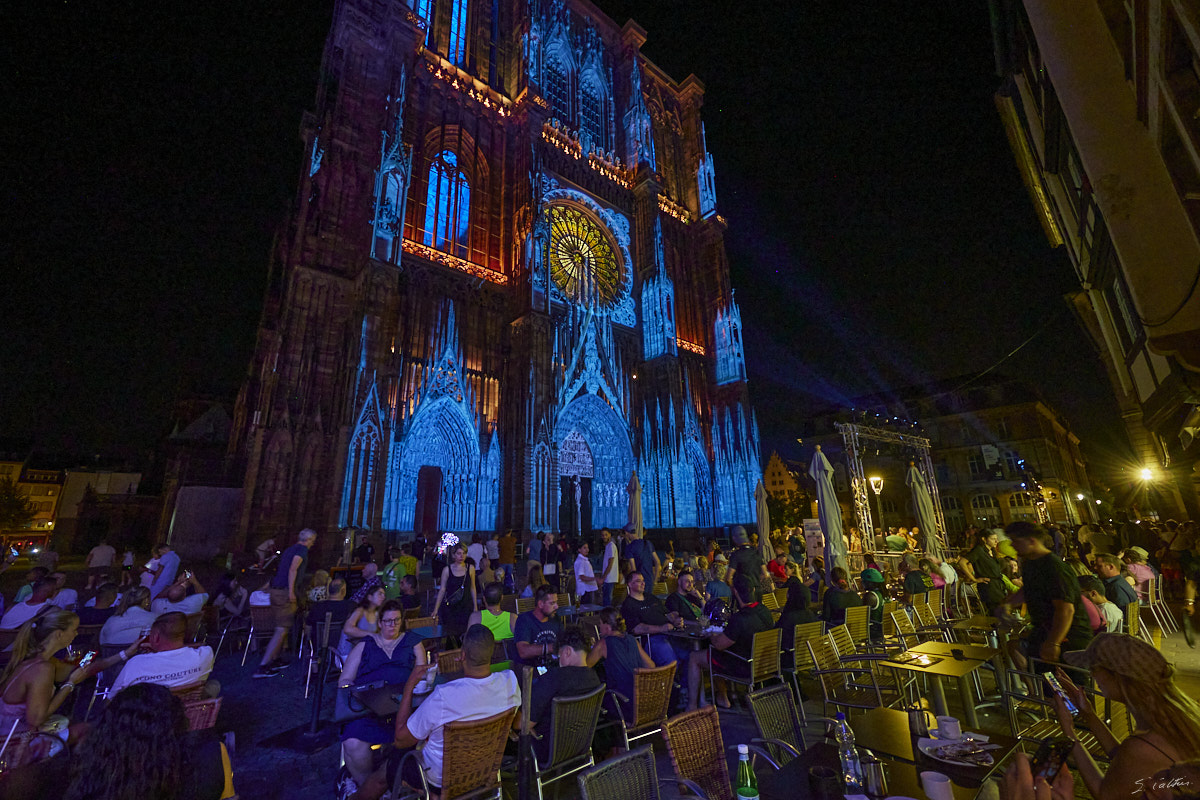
[757, 741, 977, 800]
[909, 639, 1009, 696]
[882, 648, 988, 728]
[847, 706, 1016, 787]
[407, 625, 445, 640]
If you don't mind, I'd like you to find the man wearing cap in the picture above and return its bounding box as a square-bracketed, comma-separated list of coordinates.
[1094, 554, 1138, 612]
[725, 526, 770, 597]
[1000, 522, 1092, 669]
[860, 568, 887, 640]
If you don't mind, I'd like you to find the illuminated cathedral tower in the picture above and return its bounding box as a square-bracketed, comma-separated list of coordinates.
[229, 0, 760, 549]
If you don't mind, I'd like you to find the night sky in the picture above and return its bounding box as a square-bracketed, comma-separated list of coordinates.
[4, 2, 1129, 471]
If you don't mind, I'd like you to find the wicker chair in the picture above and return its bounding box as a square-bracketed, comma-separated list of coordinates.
[576, 744, 710, 800]
[530, 684, 606, 799]
[707, 628, 782, 706]
[438, 648, 464, 676]
[393, 707, 517, 800]
[182, 696, 222, 730]
[663, 707, 736, 800]
[652, 582, 668, 597]
[606, 662, 676, 749]
[499, 594, 517, 614]
[171, 682, 206, 703]
[746, 684, 807, 766]
[73, 623, 104, 652]
[843, 606, 869, 645]
[515, 598, 535, 614]
[807, 634, 889, 718]
[240, 605, 278, 666]
[611, 584, 628, 605]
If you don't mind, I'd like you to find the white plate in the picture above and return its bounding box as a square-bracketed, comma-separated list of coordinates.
[917, 737, 995, 768]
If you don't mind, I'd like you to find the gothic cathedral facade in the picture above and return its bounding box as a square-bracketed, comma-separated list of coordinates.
[229, 0, 760, 548]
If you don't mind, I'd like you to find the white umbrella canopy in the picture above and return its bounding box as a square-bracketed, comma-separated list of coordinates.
[755, 479, 773, 564]
[906, 462, 944, 559]
[809, 445, 848, 580]
[627, 470, 644, 539]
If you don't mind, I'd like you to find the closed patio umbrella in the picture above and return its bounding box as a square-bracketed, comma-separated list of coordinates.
[627, 470, 643, 539]
[808, 445, 848, 580]
[906, 461, 944, 559]
[755, 479, 773, 564]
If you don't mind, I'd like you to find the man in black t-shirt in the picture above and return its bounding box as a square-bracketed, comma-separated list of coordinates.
[528, 626, 601, 762]
[256, 528, 316, 678]
[687, 573, 773, 710]
[725, 527, 770, 597]
[513, 585, 564, 667]
[1001, 522, 1092, 670]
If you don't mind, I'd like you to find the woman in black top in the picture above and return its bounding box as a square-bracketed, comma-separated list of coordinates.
[776, 577, 817, 669]
[820, 567, 862, 626]
[966, 530, 1007, 612]
[432, 543, 477, 640]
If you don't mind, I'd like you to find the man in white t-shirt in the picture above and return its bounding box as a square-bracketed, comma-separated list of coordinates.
[600, 529, 620, 607]
[151, 572, 210, 615]
[356, 625, 520, 800]
[86, 539, 117, 588]
[47, 572, 79, 610]
[574, 542, 598, 603]
[109, 611, 216, 696]
[0, 578, 55, 629]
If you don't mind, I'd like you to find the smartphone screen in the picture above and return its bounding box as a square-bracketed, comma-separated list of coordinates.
[8, 547, 16, 558]
[1043, 672, 1080, 717]
[78, 651, 96, 669]
[1030, 738, 1073, 782]
[536, 666, 548, 676]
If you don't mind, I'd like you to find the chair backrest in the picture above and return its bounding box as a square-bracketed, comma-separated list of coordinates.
[927, 588, 943, 618]
[171, 682, 206, 702]
[577, 744, 661, 800]
[760, 591, 780, 611]
[828, 623, 855, 658]
[882, 601, 899, 637]
[747, 684, 805, 764]
[666, 577, 678, 596]
[807, 634, 839, 673]
[248, 605, 275, 631]
[844, 605, 869, 643]
[632, 662, 676, 729]
[183, 696, 222, 730]
[516, 598, 535, 614]
[556, 593, 571, 611]
[790, 622, 824, 672]
[611, 584, 628, 604]
[500, 594, 517, 613]
[751, 628, 782, 683]
[314, 610, 336, 650]
[73, 624, 104, 651]
[652, 582, 668, 597]
[891, 609, 917, 642]
[663, 706, 734, 800]
[438, 648, 464, 675]
[439, 707, 519, 800]
[912, 603, 937, 630]
[406, 616, 438, 631]
[184, 613, 203, 642]
[1124, 601, 1139, 636]
[545, 683, 606, 769]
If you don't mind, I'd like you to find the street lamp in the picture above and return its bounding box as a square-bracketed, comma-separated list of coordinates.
[869, 476, 884, 532]
[1076, 493, 1084, 501]
[1140, 467, 1153, 481]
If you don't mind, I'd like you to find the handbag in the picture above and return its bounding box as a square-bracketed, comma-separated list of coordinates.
[334, 681, 381, 724]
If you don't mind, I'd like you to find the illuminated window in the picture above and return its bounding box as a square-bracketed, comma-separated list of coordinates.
[414, 0, 433, 20]
[546, 205, 621, 308]
[423, 150, 471, 257]
[447, 0, 468, 66]
[580, 78, 605, 150]
[544, 50, 571, 120]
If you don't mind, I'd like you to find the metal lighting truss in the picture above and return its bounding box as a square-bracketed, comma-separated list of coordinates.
[835, 422, 947, 546]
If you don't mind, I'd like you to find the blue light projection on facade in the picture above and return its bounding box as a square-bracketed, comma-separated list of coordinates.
[340, 382, 383, 529]
[641, 270, 677, 360]
[697, 123, 717, 218]
[712, 402, 760, 525]
[424, 150, 471, 257]
[448, 0, 469, 65]
[715, 294, 747, 385]
[624, 60, 656, 170]
[372, 73, 413, 262]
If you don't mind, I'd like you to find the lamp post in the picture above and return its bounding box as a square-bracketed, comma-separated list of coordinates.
[869, 476, 884, 533]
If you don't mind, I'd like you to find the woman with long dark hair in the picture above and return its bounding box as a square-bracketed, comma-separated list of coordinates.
[65, 682, 233, 800]
[432, 543, 477, 640]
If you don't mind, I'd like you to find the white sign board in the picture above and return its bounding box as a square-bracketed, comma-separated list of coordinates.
[802, 518, 825, 564]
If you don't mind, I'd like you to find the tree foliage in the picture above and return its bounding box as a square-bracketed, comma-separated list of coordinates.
[765, 488, 812, 530]
[0, 477, 35, 530]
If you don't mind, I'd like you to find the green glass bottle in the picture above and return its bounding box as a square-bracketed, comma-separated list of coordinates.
[735, 744, 759, 799]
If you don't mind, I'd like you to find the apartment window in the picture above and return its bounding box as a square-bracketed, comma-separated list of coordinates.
[996, 417, 1011, 439]
[968, 452, 987, 478]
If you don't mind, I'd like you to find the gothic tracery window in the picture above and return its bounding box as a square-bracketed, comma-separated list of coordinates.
[544, 49, 571, 121]
[580, 77, 605, 150]
[447, 0, 468, 66]
[423, 150, 471, 257]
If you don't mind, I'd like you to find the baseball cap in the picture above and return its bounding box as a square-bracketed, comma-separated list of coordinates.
[731, 527, 749, 544]
[714, 554, 728, 564]
[1062, 633, 1174, 683]
[860, 568, 884, 583]
[1127, 546, 1149, 560]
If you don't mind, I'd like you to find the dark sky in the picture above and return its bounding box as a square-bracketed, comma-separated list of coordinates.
[4, 2, 1128, 469]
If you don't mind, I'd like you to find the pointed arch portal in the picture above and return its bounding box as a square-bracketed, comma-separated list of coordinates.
[385, 396, 481, 533]
[554, 393, 634, 532]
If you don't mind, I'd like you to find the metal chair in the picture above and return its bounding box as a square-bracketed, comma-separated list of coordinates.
[1124, 601, 1153, 643]
[304, 610, 343, 699]
[843, 605, 869, 645]
[240, 605, 278, 666]
[606, 662, 676, 750]
[182, 696, 222, 730]
[807, 635, 890, 718]
[1144, 576, 1177, 635]
[611, 584, 628, 605]
[707, 628, 783, 704]
[782, 621, 824, 723]
[652, 582, 668, 597]
[828, 623, 915, 703]
[530, 684, 606, 799]
[515, 598, 535, 614]
[499, 594, 517, 613]
[576, 744, 710, 800]
[761, 591, 781, 612]
[746, 684, 807, 766]
[392, 707, 517, 800]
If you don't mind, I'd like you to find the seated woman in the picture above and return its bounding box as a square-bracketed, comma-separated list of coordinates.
[99, 586, 156, 647]
[820, 567, 862, 627]
[776, 576, 818, 669]
[212, 574, 249, 618]
[587, 606, 653, 720]
[1049, 634, 1200, 799]
[338, 600, 427, 789]
[520, 565, 547, 599]
[705, 560, 733, 602]
[339, 585, 385, 657]
[306, 569, 332, 603]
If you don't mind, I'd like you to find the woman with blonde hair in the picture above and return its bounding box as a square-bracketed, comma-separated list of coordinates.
[1053, 633, 1200, 799]
[520, 564, 547, 599]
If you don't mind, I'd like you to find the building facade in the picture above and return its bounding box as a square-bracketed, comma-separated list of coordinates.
[229, 0, 760, 550]
[762, 451, 800, 498]
[990, 0, 1200, 519]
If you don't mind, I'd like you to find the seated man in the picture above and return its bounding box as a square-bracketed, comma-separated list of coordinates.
[1, 577, 55, 629]
[513, 585, 563, 667]
[151, 572, 209, 615]
[356, 624, 521, 800]
[766, 549, 789, 587]
[109, 611, 217, 697]
[47, 572, 80, 610]
[397, 575, 421, 611]
[527, 625, 601, 763]
[469, 582, 516, 642]
[901, 556, 936, 601]
[77, 582, 121, 625]
[687, 573, 773, 710]
[1095, 554, 1138, 611]
[307, 577, 356, 630]
[665, 570, 706, 624]
[620, 571, 685, 668]
[1079, 575, 1122, 633]
[13, 566, 49, 603]
[350, 563, 383, 604]
[397, 544, 419, 581]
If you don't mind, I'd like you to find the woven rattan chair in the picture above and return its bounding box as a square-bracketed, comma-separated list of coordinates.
[531, 683, 606, 799]
[499, 594, 517, 614]
[707, 628, 782, 705]
[663, 707, 736, 800]
[652, 581, 668, 597]
[240, 605, 278, 666]
[843, 606, 869, 645]
[406, 615, 439, 631]
[611, 584, 628, 605]
[182, 696, 222, 730]
[438, 648, 464, 676]
[808, 634, 889, 718]
[607, 661, 676, 749]
[576, 744, 710, 800]
[515, 598, 535, 614]
[746, 684, 807, 766]
[393, 707, 517, 800]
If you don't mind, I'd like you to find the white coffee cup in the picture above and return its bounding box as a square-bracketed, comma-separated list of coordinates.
[920, 770, 954, 800]
[936, 715, 961, 740]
